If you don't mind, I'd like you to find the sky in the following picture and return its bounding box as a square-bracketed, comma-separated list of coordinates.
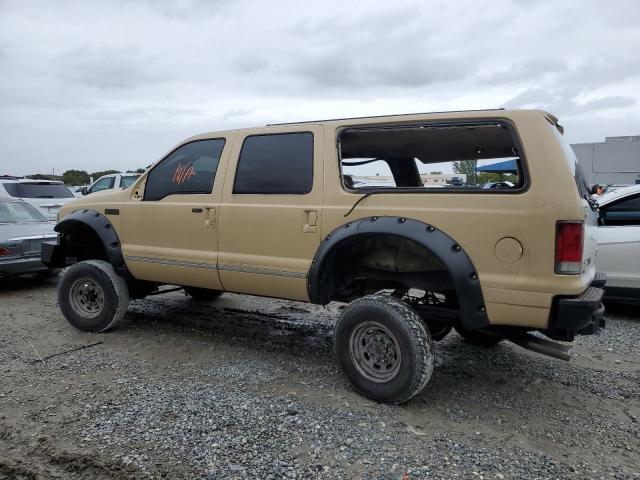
[1, 0, 639, 176]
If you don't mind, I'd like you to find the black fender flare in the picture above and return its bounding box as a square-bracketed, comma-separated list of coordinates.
[52, 209, 132, 279]
[307, 216, 489, 330]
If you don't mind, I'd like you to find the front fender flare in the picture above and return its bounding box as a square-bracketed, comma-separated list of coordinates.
[307, 216, 489, 330]
[52, 209, 131, 279]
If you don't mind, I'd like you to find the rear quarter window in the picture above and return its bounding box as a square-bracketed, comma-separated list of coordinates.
[339, 121, 526, 193]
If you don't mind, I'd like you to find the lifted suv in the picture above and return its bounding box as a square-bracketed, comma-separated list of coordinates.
[43, 109, 605, 404]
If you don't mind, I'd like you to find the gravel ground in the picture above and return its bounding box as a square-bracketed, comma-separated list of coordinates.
[0, 275, 639, 479]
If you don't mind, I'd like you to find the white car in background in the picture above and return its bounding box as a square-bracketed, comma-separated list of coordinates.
[78, 173, 141, 196]
[0, 177, 75, 221]
[595, 184, 640, 303]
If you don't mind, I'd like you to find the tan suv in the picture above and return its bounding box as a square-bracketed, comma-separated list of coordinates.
[43, 109, 605, 404]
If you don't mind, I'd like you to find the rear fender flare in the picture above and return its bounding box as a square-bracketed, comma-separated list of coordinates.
[307, 216, 489, 330]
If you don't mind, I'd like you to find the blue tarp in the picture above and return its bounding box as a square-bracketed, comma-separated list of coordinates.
[476, 159, 518, 174]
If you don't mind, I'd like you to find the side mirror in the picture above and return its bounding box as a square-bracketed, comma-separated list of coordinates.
[80, 187, 88, 195]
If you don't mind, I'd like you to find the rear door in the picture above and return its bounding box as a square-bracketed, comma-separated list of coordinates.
[218, 126, 323, 300]
[121, 137, 230, 289]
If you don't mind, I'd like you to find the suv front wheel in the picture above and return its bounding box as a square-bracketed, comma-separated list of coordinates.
[334, 293, 434, 404]
[58, 260, 130, 332]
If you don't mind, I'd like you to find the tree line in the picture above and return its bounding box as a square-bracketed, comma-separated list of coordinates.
[61, 169, 146, 186]
[452, 160, 517, 184]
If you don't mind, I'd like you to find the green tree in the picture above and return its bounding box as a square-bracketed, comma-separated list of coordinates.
[26, 173, 62, 181]
[62, 169, 90, 186]
[452, 161, 478, 184]
[135, 168, 146, 173]
[452, 161, 476, 176]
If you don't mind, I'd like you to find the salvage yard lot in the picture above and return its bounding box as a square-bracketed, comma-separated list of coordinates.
[1, 277, 639, 479]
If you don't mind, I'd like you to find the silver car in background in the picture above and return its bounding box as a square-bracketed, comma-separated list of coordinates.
[0, 197, 59, 278]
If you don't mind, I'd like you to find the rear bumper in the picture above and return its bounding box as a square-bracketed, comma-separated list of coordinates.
[0, 256, 49, 276]
[547, 273, 607, 341]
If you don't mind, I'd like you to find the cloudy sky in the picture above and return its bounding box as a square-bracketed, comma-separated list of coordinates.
[1, 0, 639, 176]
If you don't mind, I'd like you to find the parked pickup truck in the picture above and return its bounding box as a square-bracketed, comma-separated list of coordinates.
[43, 109, 606, 404]
[78, 173, 141, 196]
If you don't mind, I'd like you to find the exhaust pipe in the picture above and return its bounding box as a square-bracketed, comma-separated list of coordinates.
[506, 333, 572, 361]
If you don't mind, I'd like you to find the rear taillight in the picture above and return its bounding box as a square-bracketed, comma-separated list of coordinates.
[555, 221, 584, 274]
[0, 246, 10, 256]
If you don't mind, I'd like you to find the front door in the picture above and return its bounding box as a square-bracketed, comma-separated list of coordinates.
[121, 137, 230, 289]
[218, 126, 323, 300]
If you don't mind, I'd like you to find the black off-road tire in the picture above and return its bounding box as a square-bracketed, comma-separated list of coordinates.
[454, 326, 503, 346]
[184, 287, 223, 301]
[58, 260, 129, 333]
[334, 293, 434, 404]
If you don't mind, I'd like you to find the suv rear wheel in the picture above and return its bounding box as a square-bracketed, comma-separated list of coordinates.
[58, 260, 129, 332]
[334, 293, 434, 404]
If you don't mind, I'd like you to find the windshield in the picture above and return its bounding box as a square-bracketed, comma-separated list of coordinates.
[120, 176, 139, 188]
[3, 182, 74, 199]
[0, 201, 48, 223]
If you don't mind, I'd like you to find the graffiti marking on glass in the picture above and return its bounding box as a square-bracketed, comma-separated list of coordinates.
[173, 162, 196, 185]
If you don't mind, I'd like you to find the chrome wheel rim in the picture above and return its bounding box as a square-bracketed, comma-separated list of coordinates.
[349, 321, 401, 383]
[69, 277, 104, 318]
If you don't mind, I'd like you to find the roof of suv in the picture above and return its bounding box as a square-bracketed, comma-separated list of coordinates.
[184, 109, 560, 146]
[266, 108, 507, 126]
[1, 178, 65, 184]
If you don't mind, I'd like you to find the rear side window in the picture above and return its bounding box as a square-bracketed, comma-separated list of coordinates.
[144, 139, 225, 201]
[340, 122, 525, 192]
[233, 132, 314, 194]
[2, 182, 74, 198]
[120, 176, 139, 188]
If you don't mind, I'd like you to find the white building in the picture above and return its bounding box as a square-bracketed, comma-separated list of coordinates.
[572, 136, 640, 185]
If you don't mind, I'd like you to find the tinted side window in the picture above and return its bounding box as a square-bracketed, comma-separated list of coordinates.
[144, 139, 225, 201]
[602, 194, 640, 226]
[2, 182, 74, 198]
[233, 132, 313, 194]
[606, 195, 640, 212]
